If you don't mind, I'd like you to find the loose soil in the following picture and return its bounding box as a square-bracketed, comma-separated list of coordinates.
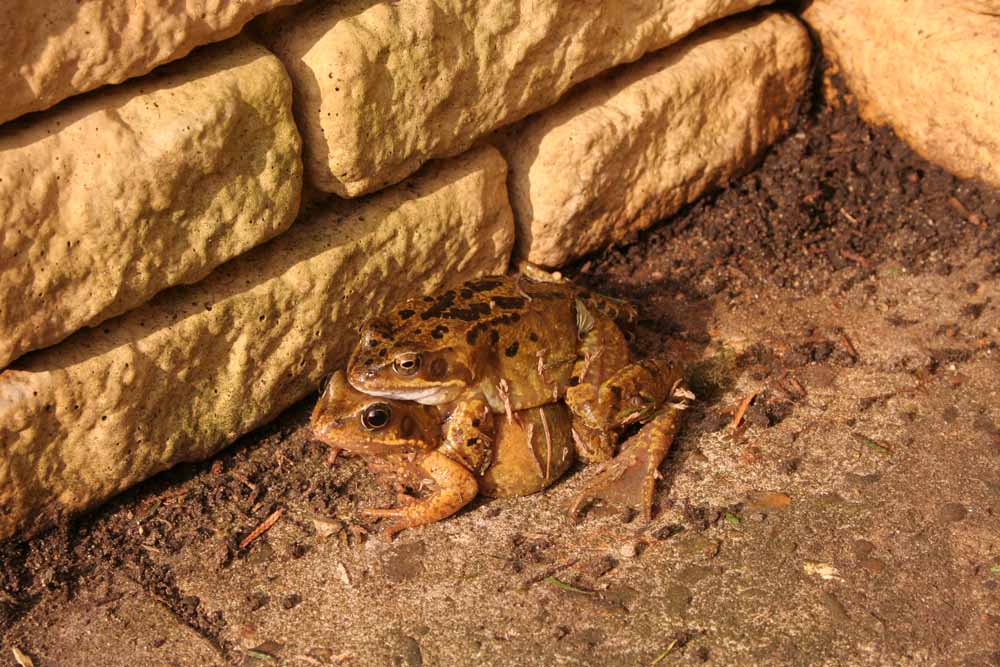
[2, 67, 999, 667]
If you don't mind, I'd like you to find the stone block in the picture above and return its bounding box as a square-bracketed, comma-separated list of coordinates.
[264, 0, 774, 196]
[498, 12, 811, 266]
[0, 39, 302, 368]
[0, 146, 513, 540]
[803, 0, 1000, 187]
[0, 0, 299, 123]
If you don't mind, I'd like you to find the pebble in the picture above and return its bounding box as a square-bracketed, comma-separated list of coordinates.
[851, 539, 876, 559]
[939, 502, 968, 523]
[662, 584, 693, 617]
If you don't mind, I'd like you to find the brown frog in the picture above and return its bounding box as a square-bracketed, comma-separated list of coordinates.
[311, 371, 575, 536]
[345, 274, 692, 526]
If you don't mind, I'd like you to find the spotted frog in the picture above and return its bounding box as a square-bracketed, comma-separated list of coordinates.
[311, 371, 575, 535]
[344, 274, 692, 529]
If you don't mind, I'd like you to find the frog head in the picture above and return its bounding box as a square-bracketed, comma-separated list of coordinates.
[346, 314, 482, 405]
[310, 371, 442, 455]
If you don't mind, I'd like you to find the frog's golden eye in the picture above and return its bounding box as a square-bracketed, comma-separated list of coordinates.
[392, 352, 421, 375]
[361, 403, 392, 430]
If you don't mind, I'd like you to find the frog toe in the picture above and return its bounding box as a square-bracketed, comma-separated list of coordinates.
[570, 406, 684, 521]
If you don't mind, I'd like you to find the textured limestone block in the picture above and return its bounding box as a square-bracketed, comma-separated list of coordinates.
[803, 0, 1000, 187]
[0, 146, 513, 541]
[498, 12, 811, 267]
[0, 39, 302, 370]
[264, 0, 774, 197]
[0, 0, 299, 124]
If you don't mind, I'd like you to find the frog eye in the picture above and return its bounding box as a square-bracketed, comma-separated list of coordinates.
[392, 352, 421, 375]
[361, 403, 392, 430]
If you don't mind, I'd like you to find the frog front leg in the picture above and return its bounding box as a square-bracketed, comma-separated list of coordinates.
[362, 449, 479, 538]
[438, 398, 495, 476]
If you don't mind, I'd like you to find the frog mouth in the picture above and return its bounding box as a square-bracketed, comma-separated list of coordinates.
[352, 385, 452, 405]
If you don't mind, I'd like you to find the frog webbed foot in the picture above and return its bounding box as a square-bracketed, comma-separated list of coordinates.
[362, 450, 478, 538]
[570, 387, 690, 521]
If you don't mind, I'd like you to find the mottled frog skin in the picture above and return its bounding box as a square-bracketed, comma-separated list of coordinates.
[311, 371, 574, 536]
[341, 274, 692, 532]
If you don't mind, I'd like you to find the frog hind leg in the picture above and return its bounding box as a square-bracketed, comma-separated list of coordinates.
[570, 397, 687, 521]
[362, 450, 479, 538]
[567, 356, 684, 435]
[565, 309, 633, 463]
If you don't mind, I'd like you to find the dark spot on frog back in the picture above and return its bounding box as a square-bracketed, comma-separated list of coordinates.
[398, 309, 415, 320]
[466, 278, 503, 293]
[492, 296, 526, 310]
[431, 324, 449, 339]
[505, 341, 519, 357]
[420, 290, 458, 319]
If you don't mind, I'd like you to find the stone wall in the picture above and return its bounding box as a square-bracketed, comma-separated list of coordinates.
[0, 1, 815, 540]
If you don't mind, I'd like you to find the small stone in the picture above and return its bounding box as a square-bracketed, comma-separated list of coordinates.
[572, 627, 606, 648]
[383, 541, 428, 583]
[819, 591, 851, 626]
[397, 636, 423, 667]
[281, 593, 302, 610]
[662, 584, 693, 617]
[677, 534, 721, 560]
[939, 503, 968, 522]
[852, 539, 876, 559]
[745, 491, 792, 513]
[860, 558, 886, 574]
[676, 565, 714, 587]
[246, 591, 269, 611]
[581, 555, 618, 578]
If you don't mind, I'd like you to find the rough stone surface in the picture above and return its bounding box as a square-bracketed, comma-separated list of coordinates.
[498, 12, 811, 267]
[0, 39, 302, 370]
[0, 0, 299, 124]
[0, 146, 514, 541]
[263, 0, 774, 197]
[802, 0, 1000, 187]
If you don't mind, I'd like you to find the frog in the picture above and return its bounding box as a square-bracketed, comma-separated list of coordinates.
[345, 274, 693, 523]
[311, 371, 575, 536]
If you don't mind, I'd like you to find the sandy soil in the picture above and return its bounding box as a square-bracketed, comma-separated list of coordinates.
[2, 71, 999, 667]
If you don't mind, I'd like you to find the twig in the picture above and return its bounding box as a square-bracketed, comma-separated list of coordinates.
[544, 576, 595, 595]
[948, 195, 987, 229]
[787, 375, 807, 397]
[731, 393, 757, 430]
[240, 508, 285, 550]
[522, 558, 579, 587]
[839, 332, 859, 360]
[839, 249, 870, 267]
[650, 639, 679, 666]
[839, 207, 859, 225]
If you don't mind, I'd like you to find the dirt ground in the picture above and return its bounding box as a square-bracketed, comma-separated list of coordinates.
[2, 69, 1000, 667]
